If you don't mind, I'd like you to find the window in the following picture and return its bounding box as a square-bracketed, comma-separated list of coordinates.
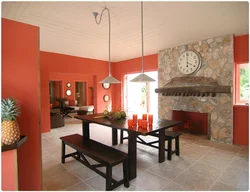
[235, 63, 249, 104]
[124, 71, 158, 115]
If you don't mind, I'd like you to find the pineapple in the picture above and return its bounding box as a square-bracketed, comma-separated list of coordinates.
[1, 98, 21, 145]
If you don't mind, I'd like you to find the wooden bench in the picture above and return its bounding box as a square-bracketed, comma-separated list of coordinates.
[120, 130, 182, 160]
[60, 134, 129, 191]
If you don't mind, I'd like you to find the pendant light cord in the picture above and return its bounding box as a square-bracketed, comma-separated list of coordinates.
[141, 1, 144, 73]
[94, 7, 111, 76]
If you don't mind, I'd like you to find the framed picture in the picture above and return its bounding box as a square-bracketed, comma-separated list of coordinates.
[102, 83, 110, 90]
[66, 82, 71, 88]
[66, 89, 72, 96]
[103, 94, 110, 102]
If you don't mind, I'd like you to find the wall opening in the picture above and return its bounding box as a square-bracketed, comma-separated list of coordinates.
[172, 110, 210, 139]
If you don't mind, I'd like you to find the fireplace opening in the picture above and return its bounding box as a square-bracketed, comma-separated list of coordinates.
[172, 110, 210, 138]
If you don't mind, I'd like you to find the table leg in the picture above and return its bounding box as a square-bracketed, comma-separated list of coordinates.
[112, 129, 118, 145]
[128, 133, 137, 180]
[158, 130, 165, 163]
[82, 121, 90, 139]
[61, 141, 65, 164]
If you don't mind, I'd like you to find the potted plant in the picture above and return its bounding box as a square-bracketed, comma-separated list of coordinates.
[1, 97, 21, 146]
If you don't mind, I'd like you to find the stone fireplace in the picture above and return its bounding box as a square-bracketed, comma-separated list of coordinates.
[157, 34, 233, 144]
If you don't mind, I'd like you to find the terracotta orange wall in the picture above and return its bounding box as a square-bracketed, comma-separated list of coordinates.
[234, 34, 249, 64]
[233, 34, 249, 146]
[2, 18, 41, 190]
[1, 150, 17, 190]
[233, 106, 249, 145]
[113, 54, 158, 108]
[40, 51, 119, 132]
[50, 72, 94, 105]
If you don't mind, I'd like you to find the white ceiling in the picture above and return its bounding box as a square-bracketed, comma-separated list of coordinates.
[2, 1, 249, 62]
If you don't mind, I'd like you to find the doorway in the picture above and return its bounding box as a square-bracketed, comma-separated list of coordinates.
[75, 82, 86, 106]
[49, 80, 62, 107]
[124, 71, 158, 115]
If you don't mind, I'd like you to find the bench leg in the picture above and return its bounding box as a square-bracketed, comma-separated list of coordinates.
[61, 141, 65, 164]
[120, 130, 123, 144]
[175, 136, 180, 156]
[123, 158, 129, 188]
[167, 138, 172, 160]
[106, 165, 112, 191]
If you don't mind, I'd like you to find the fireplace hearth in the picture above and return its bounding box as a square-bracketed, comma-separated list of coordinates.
[172, 110, 210, 139]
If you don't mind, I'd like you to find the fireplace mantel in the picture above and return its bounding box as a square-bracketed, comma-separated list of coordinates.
[155, 76, 232, 97]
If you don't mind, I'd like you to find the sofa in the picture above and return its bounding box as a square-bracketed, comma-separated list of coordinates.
[50, 109, 64, 128]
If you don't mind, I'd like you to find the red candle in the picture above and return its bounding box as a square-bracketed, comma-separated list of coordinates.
[138, 119, 143, 127]
[148, 114, 153, 125]
[142, 120, 148, 129]
[142, 114, 147, 120]
[128, 119, 133, 128]
[133, 114, 138, 125]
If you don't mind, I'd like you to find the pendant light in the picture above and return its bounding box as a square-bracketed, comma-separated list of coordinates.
[93, 7, 121, 84]
[130, 2, 155, 82]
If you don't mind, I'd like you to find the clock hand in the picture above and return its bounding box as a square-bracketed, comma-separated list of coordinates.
[187, 62, 195, 67]
[186, 54, 189, 67]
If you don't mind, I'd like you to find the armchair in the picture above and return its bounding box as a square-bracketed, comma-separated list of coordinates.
[56, 98, 74, 118]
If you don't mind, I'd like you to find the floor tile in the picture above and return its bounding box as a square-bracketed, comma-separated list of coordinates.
[84, 174, 106, 191]
[218, 170, 249, 190]
[130, 169, 171, 191]
[161, 181, 191, 191]
[64, 181, 94, 191]
[188, 161, 221, 179]
[43, 170, 82, 190]
[173, 169, 217, 191]
[43, 163, 69, 179]
[199, 153, 232, 170]
[148, 162, 185, 180]
[210, 181, 243, 191]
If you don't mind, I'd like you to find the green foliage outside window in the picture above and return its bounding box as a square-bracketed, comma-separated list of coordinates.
[141, 85, 147, 106]
[240, 66, 249, 100]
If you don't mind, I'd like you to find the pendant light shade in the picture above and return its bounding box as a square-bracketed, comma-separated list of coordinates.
[100, 75, 121, 84]
[130, 73, 155, 82]
[130, 2, 155, 83]
[93, 8, 121, 84]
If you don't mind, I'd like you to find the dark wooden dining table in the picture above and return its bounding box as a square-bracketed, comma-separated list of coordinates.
[75, 114, 181, 180]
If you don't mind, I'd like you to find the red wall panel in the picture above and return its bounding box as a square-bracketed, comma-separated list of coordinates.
[2, 18, 41, 190]
[233, 106, 249, 145]
[1, 150, 17, 190]
[234, 34, 249, 64]
[233, 34, 249, 146]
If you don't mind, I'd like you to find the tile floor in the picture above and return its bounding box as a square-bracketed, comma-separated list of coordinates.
[42, 117, 249, 191]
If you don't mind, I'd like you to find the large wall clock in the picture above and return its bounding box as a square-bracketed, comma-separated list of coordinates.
[177, 50, 201, 75]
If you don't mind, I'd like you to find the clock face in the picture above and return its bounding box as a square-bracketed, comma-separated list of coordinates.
[177, 51, 201, 75]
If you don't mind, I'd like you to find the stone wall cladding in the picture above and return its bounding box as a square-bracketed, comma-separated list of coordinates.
[158, 34, 233, 144]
